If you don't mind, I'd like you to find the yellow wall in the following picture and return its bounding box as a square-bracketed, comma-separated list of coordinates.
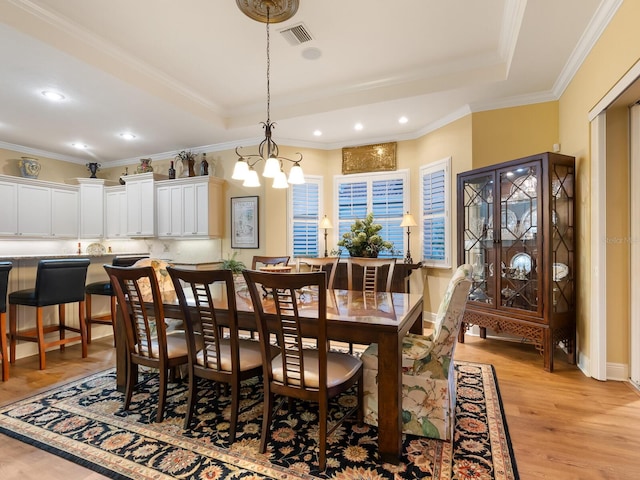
[559, 0, 640, 365]
[471, 102, 559, 168]
[0, 149, 86, 182]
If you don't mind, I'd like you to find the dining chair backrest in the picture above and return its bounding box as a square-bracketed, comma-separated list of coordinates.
[34, 258, 91, 306]
[105, 265, 169, 363]
[251, 255, 290, 270]
[167, 267, 238, 371]
[346, 257, 396, 292]
[244, 270, 328, 389]
[0, 262, 12, 314]
[296, 256, 339, 289]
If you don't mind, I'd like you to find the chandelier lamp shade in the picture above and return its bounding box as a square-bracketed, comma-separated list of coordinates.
[233, 0, 304, 189]
[319, 215, 333, 257]
[399, 212, 418, 264]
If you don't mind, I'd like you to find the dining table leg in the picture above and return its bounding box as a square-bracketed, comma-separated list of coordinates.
[376, 330, 403, 464]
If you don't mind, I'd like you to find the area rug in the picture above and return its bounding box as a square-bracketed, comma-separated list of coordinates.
[0, 361, 518, 479]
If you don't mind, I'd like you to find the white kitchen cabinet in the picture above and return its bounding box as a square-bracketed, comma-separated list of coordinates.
[51, 187, 79, 238]
[78, 179, 105, 238]
[155, 176, 225, 238]
[157, 184, 183, 237]
[0, 180, 18, 236]
[126, 173, 160, 237]
[105, 186, 128, 239]
[0, 175, 80, 238]
[17, 183, 52, 237]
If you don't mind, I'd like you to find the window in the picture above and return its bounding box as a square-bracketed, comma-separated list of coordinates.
[420, 157, 451, 268]
[289, 175, 322, 257]
[335, 170, 408, 258]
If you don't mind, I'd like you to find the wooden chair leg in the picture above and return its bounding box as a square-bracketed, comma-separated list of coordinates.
[318, 399, 327, 470]
[78, 300, 87, 358]
[183, 368, 197, 429]
[229, 381, 240, 443]
[85, 293, 93, 344]
[58, 304, 66, 352]
[157, 368, 168, 423]
[260, 389, 274, 453]
[110, 295, 117, 347]
[36, 307, 46, 370]
[0, 312, 8, 381]
[9, 303, 17, 364]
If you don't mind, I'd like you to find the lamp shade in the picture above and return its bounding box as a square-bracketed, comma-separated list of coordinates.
[272, 170, 289, 189]
[319, 215, 333, 229]
[243, 168, 261, 187]
[400, 212, 417, 227]
[287, 163, 305, 184]
[262, 156, 281, 178]
[231, 159, 249, 180]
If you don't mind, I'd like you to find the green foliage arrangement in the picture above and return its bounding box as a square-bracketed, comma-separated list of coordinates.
[337, 212, 393, 258]
[221, 252, 246, 274]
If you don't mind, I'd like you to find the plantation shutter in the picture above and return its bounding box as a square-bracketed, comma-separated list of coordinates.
[420, 158, 450, 267]
[336, 171, 408, 258]
[291, 178, 321, 257]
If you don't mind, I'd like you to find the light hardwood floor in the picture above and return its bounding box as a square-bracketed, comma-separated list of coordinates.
[1, 336, 639, 479]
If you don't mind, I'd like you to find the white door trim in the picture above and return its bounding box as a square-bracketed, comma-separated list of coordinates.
[589, 114, 608, 380]
[630, 104, 640, 386]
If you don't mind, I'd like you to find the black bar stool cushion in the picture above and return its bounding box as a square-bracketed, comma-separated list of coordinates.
[10, 259, 91, 307]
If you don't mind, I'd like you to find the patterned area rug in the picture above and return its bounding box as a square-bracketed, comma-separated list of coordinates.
[0, 361, 518, 479]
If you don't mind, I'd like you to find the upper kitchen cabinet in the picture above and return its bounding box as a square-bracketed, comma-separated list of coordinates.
[156, 176, 225, 238]
[125, 173, 165, 237]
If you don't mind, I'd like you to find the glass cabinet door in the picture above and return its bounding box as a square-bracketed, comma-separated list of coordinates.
[550, 163, 575, 313]
[497, 162, 541, 315]
[461, 173, 495, 306]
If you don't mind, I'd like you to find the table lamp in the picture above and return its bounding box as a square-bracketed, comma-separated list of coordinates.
[319, 215, 333, 257]
[400, 212, 417, 264]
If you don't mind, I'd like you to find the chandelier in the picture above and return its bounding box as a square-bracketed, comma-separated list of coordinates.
[233, 0, 304, 189]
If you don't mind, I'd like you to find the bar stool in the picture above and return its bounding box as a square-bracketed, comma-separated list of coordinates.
[0, 262, 13, 381]
[85, 255, 149, 344]
[9, 258, 90, 370]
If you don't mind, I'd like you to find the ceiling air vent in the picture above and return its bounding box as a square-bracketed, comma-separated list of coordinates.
[279, 23, 313, 46]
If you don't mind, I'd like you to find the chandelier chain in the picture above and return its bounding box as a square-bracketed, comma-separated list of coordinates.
[266, 6, 271, 123]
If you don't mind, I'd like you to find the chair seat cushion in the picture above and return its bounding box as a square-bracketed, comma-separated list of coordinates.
[8, 289, 38, 307]
[135, 331, 189, 359]
[85, 281, 114, 296]
[196, 338, 264, 372]
[272, 350, 362, 388]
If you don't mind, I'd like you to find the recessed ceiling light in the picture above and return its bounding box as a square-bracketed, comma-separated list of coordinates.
[41, 90, 65, 101]
[71, 143, 88, 149]
[398, 116, 408, 124]
[120, 132, 136, 140]
[313, 130, 322, 136]
[354, 123, 363, 131]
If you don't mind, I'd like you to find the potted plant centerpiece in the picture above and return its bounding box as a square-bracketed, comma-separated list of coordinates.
[222, 252, 247, 292]
[338, 212, 393, 258]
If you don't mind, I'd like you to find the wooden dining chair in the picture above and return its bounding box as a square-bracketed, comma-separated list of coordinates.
[105, 264, 189, 423]
[296, 256, 339, 289]
[251, 255, 290, 270]
[346, 257, 396, 292]
[243, 270, 363, 470]
[167, 266, 270, 441]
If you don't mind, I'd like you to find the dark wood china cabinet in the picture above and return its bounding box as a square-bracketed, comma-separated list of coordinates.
[457, 152, 575, 371]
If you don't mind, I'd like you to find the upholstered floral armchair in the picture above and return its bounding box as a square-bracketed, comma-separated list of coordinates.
[362, 263, 472, 440]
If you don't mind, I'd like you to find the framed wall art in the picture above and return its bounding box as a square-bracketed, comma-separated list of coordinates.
[231, 196, 259, 249]
[342, 141, 397, 174]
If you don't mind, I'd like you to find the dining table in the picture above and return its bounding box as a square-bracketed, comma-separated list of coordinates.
[114, 285, 423, 464]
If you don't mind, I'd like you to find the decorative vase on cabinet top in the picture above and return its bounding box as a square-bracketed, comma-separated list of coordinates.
[18, 157, 41, 179]
[136, 158, 153, 173]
